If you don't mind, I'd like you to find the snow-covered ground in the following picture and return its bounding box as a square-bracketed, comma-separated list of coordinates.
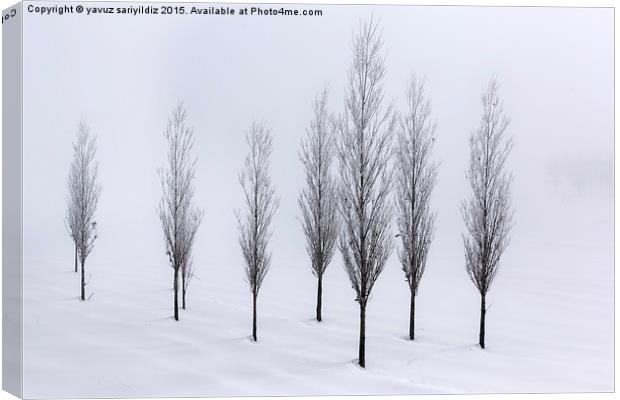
[18, 5, 613, 398]
[22, 194, 613, 398]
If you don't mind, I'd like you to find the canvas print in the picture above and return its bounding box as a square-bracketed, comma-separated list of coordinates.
[2, 1, 614, 398]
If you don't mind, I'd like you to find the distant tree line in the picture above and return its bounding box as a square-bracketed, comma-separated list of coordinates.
[64, 17, 513, 368]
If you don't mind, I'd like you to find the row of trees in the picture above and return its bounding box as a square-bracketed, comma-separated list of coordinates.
[64, 17, 513, 369]
[295, 18, 513, 367]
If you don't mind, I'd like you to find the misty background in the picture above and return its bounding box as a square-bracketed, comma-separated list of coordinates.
[21, 0, 612, 356]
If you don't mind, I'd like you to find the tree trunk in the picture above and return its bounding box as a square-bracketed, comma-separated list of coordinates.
[316, 274, 323, 322]
[252, 291, 257, 341]
[74, 244, 78, 273]
[358, 303, 366, 368]
[173, 268, 179, 321]
[409, 289, 416, 340]
[182, 272, 186, 310]
[80, 258, 85, 301]
[479, 292, 486, 349]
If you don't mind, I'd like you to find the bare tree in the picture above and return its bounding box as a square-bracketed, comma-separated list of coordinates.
[158, 102, 203, 321]
[461, 78, 514, 349]
[298, 88, 339, 322]
[395, 75, 438, 341]
[335, 18, 395, 368]
[66, 120, 101, 301]
[236, 122, 279, 342]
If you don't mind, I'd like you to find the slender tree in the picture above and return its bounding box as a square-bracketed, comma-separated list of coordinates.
[66, 120, 101, 301]
[236, 122, 279, 341]
[461, 78, 514, 349]
[335, 18, 395, 368]
[158, 102, 203, 321]
[394, 75, 438, 341]
[298, 88, 339, 322]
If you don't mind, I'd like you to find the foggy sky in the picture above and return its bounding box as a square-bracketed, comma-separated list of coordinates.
[21, 3, 613, 287]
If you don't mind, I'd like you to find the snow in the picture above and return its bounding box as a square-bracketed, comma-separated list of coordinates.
[22, 195, 613, 398]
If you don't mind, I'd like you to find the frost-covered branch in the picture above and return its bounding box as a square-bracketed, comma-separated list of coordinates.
[158, 102, 203, 321]
[335, 17, 395, 367]
[298, 88, 339, 322]
[66, 119, 101, 301]
[236, 122, 279, 341]
[394, 75, 438, 340]
[461, 78, 514, 348]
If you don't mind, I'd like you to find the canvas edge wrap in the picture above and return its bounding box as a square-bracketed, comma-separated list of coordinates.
[2, 2, 24, 398]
